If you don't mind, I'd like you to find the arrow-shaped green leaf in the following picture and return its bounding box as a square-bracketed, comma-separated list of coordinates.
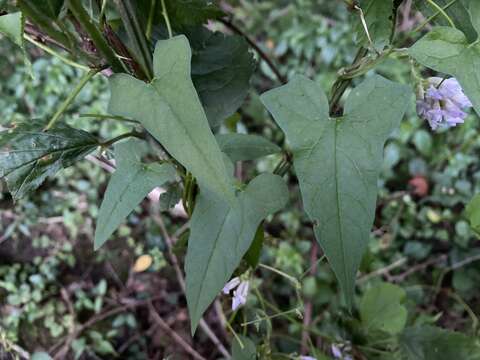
[185, 173, 288, 332]
[108, 35, 235, 204]
[94, 139, 176, 250]
[261, 75, 410, 306]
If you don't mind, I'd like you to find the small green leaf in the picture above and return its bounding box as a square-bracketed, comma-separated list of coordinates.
[261, 75, 410, 307]
[0, 119, 99, 199]
[360, 283, 407, 335]
[108, 35, 235, 204]
[413, 130, 432, 156]
[0, 12, 23, 47]
[185, 173, 288, 332]
[232, 335, 257, 360]
[465, 193, 480, 236]
[94, 139, 176, 249]
[355, 0, 394, 50]
[216, 133, 281, 162]
[399, 325, 480, 360]
[409, 27, 480, 118]
[188, 27, 255, 127]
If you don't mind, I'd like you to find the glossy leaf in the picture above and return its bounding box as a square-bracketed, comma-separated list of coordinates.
[360, 283, 407, 335]
[108, 35, 235, 203]
[232, 335, 257, 360]
[189, 27, 255, 127]
[216, 133, 281, 162]
[399, 325, 480, 360]
[355, 0, 394, 50]
[185, 173, 288, 332]
[94, 139, 176, 250]
[0, 119, 99, 199]
[261, 75, 410, 306]
[409, 27, 480, 117]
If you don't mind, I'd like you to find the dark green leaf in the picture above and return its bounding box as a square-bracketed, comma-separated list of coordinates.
[108, 35, 235, 204]
[165, 0, 223, 28]
[409, 27, 480, 118]
[355, 0, 394, 50]
[244, 224, 264, 268]
[414, 0, 478, 42]
[29, 0, 64, 19]
[185, 173, 288, 332]
[261, 75, 410, 306]
[94, 139, 176, 249]
[216, 133, 280, 162]
[360, 283, 407, 335]
[0, 119, 99, 199]
[232, 335, 257, 360]
[399, 325, 480, 360]
[188, 27, 255, 127]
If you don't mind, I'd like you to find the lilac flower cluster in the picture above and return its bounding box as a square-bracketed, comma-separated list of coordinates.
[416, 77, 472, 130]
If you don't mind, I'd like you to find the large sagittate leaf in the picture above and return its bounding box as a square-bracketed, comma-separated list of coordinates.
[409, 27, 480, 118]
[94, 139, 176, 250]
[261, 75, 410, 306]
[0, 119, 99, 199]
[355, 0, 394, 50]
[188, 27, 255, 128]
[185, 173, 288, 332]
[108, 35, 235, 204]
[360, 283, 407, 335]
[216, 133, 280, 162]
[399, 325, 480, 360]
[414, 0, 479, 42]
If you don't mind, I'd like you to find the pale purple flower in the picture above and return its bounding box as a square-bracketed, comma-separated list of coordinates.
[331, 344, 343, 359]
[417, 77, 472, 130]
[222, 276, 250, 311]
[331, 343, 353, 360]
[299, 356, 317, 360]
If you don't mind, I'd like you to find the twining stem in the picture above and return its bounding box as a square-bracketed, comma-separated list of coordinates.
[425, 0, 456, 28]
[354, 5, 379, 54]
[24, 34, 90, 71]
[100, 131, 144, 147]
[161, 0, 173, 39]
[80, 113, 140, 124]
[45, 69, 98, 131]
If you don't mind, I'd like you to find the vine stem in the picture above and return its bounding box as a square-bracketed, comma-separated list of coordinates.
[412, 0, 459, 33]
[161, 0, 173, 39]
[24, 34, 90, 71]
[100, 131, 144, 147]
[44, 69, 98, 131]
[425, 0, 456, 28]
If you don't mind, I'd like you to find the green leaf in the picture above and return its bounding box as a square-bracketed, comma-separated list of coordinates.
[0, 119, 99, 199]
[409, 27, 480, 118]
[360, 283, 407, 335]
[413, 130, 432, 156]
[355, 0, 394, 50]
[94, 139, 176, 249]
[165, 0, 223, 28]
[414, 0, 478, 42]
[216, 134, 281, 162]
[399, 325, 480, 360]
[244, 225, 264, 268]
[232, 335, 257, 360]
[188, 27, 255, 127]
[465, 193, 480, 236]
[108, 35, 235, 204]
[27, 0, 64, 19]
[185, 173, 288, 332]
[0, 12, 23, 47]
[261, 75, 410, 306]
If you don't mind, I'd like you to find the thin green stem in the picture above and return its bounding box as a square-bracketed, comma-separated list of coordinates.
[241, 308, 301, 326]
[146, 0, 157, 41]
[425, 0, 456, 28]
[161, 0, 173, 39]
[68, 1, 126, 73]
[413, 0, 459, 33]
[259, 264, 301, 289]
[45, 69, 98, 131]
[24, 34, 90, 71]
[100, 131, 144, 147]
[79, 113, 140, 124]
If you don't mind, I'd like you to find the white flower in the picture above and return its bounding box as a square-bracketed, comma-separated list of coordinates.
[222, 276, 250, 311]
[331, 344, 343, 358]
